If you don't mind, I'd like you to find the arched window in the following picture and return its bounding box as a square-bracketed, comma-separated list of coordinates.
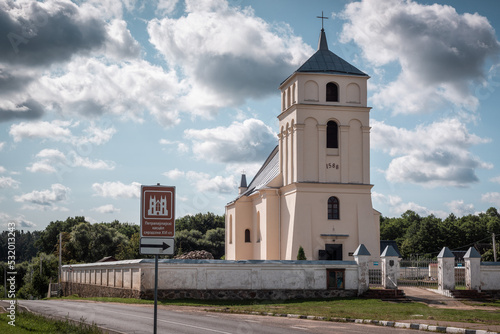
[326, 82, 338, 102]
[244, 229, 251, 243]
[328, 196, 339, 220]
[327, 121, 338, 148]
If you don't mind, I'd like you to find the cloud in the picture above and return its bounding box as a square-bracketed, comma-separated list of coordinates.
[372, 191, 447, 218]
[0, 0, 142, 122]
[341, 0, 500, 115]
[148, 0, 312, 116]
[186, 171, 237, 194]
[163, 168, 185, 180]
[92, 181, 141, 198]
[0, 142, 4, 151]
[0, 98, 45, 122]
[35, 57, 182, 126]
[371, 118, 491, 187]
[83, 123, 117, 145]
[14, 183, 70, 207]
[10, 120, 116, 147]
[185, 118, 276, 163]
[0, 176, 20, 189]
[92, 204, 120, 214]
[159, 139, 189, 153]
[0, 0, 107, 67]
[445, 200, 475, 217]
[491, 176, 500, 184]
[27, 148, 114, 173]
[156, 0, 179, 16]
[0, 213, 36, 229]
[9, 120, 73, 142]
[482, 192, 500, 207]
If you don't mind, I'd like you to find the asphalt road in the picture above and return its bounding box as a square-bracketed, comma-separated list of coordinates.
[10, 299, 421, 334]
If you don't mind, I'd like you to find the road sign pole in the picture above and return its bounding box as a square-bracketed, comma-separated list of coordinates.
[154, 254, 158, 334]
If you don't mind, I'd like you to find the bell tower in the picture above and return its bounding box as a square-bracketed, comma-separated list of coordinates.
[278, 28, 371, 187]
[225, 22, 380, 263]
[276, 26, 379, 262]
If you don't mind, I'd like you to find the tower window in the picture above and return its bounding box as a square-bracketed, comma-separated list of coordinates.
[326, 82, 338, 102]
[327, 121, 338, 148]
[244, 229, 251, 243]
[328, 196, 339, 220]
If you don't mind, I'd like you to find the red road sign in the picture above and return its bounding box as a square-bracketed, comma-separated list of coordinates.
[141, 185, 175, 238]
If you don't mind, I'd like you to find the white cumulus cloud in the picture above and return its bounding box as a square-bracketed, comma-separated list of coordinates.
[341, 0, 500, 116]
[148, 0, 312, 117]
[92, 181, 141, 198]
[185, 118, 276, 163]
[92, 204, 120, 214]
[14, 183, 70, 207]
[371, 118, 491, 187]
[482, 192, 500, 207]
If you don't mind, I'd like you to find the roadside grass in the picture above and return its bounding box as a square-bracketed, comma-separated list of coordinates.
[0, 311, 102, 334]
[55, 295, 500, 326]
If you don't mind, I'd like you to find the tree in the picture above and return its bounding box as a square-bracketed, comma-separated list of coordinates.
[116, 232, 141, 260]
[297, 246, 307, 260]
[35, 217, 86, 255]
[18, 253, 58, 299]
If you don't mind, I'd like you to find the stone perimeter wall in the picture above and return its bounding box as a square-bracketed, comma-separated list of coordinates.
[62, 282, 140, 299]
[142, 289, 357, 300]
[61, 258, 368, 300]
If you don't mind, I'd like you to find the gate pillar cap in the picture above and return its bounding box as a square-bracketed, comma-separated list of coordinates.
[437, 247, 454, 258]
[353, 244, 371, 256]
[464, 247, 481, 259]
[381, 245, 399, 257]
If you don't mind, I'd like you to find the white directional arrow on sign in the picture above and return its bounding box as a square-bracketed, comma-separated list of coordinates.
[140, 237, 174, 255]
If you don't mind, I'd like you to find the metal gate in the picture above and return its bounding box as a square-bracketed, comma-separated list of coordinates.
[369, 268, 382, 287]
[398, 258, 438, 288]
[454, 260, 466, 289]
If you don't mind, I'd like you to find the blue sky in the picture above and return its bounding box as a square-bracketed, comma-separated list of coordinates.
[1, 0, 500, 231]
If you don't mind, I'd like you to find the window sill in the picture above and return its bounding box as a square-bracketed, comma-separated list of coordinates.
[327, 148, 339, 156]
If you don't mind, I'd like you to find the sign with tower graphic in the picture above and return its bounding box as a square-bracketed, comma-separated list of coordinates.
[141, 185, 175, 238]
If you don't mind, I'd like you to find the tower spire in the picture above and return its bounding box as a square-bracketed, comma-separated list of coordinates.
[316, 11, 329, 51]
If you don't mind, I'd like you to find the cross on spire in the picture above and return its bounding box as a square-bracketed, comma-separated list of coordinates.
[317, 11, 328, 30]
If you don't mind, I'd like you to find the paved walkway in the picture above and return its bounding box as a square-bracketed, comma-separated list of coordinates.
[399, 287, 500, 332]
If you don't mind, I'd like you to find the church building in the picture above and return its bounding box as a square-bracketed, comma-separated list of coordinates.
[225, 27, 380, 262]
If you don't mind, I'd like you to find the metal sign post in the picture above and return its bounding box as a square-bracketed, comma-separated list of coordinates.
[140, 184, 176, 334]
[154, 254, 158, 334]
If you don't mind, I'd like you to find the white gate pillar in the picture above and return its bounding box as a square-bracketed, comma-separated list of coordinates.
[438, 247, 455, 292]
[381, 245, 400, 289]
[464, 247, 481, 291]
[353, 244, 371, 295]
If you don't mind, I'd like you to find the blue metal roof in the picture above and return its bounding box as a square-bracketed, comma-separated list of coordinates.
[242, 145, 279, 197]
[296, 29, 367, 77]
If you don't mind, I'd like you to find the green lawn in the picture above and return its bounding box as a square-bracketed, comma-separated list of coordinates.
[56, 295, 500, 327]
[0, 311, 102, 334]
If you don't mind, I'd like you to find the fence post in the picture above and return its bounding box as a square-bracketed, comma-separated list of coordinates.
[464, 247, 481, 291]
[353, 244, 371, 295]
[437, 247, 455, 293]
[381, 245, 400, 289]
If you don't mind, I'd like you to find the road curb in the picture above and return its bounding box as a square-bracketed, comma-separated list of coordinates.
[211, 309, 499, 334]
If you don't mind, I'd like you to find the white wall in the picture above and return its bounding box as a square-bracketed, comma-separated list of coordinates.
[62, 259, 359, 291]
[480, 263, 500, 290]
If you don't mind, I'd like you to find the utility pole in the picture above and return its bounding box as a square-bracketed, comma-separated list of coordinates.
[493, 233, 497, 262]
[59, 232, 62, 284]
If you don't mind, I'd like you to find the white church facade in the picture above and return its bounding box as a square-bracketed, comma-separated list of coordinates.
[225, 28, 380, 262]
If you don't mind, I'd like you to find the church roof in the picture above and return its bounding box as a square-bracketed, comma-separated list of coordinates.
[239, 145, 279, 198]
[295, 29, 368, 77]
